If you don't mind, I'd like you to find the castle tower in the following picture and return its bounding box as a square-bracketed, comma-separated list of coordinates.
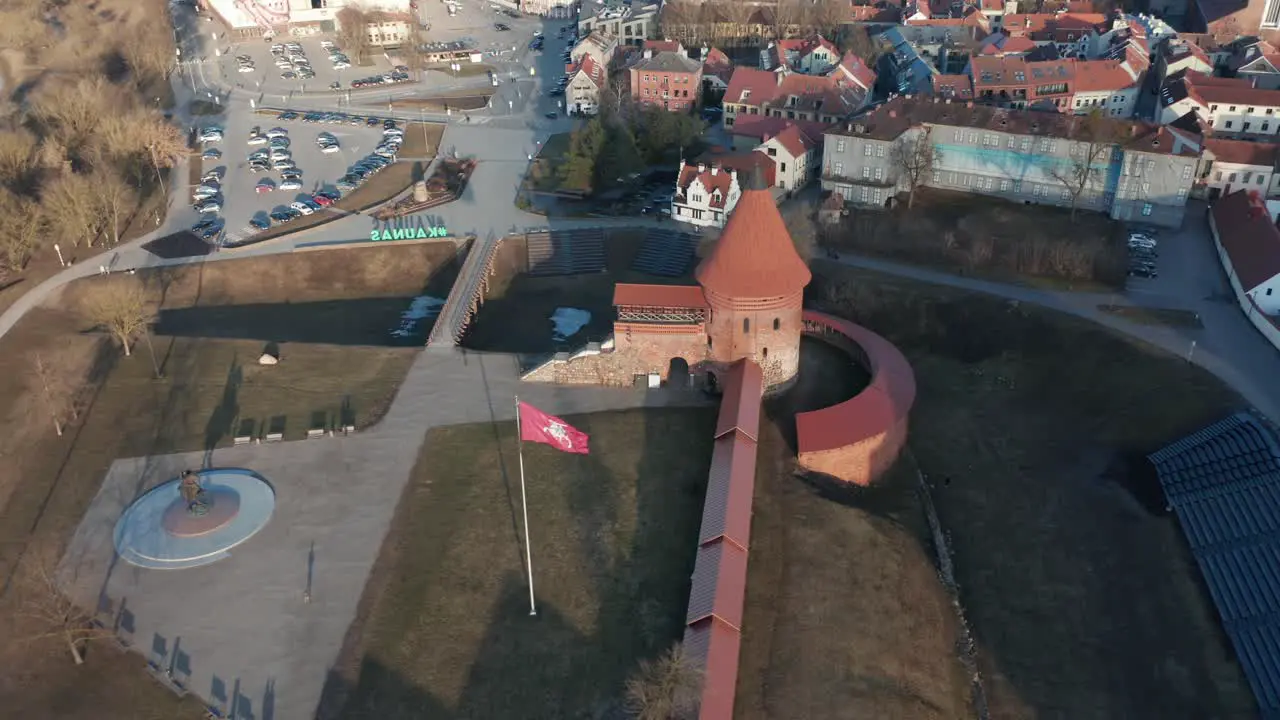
[695, 170, 811, 390]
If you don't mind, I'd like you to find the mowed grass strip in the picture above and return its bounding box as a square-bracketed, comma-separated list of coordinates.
[335, 407, 717, 719]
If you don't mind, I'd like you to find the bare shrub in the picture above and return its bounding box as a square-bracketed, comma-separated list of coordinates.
[965, 235, 994, 271]
[15, 549, 114, 665]
[29, 348, 86, 436]
[624, 644, 703, 720]
[0, 128, 40, 192]
[88, 167, 137, 248]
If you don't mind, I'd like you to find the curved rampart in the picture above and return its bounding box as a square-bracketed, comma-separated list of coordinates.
[796, 311, 916, 486]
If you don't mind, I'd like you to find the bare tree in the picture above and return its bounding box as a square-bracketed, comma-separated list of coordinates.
[714, 1, 753, 44]
[100, 110, 186, 191]
[336, 6, 371, 63]
[119, 20, 177, 89]
[771, 0, 804, 40]
[624, 644, 703, 720]
[0, 128, 40, 192]
[0, 189, 44, 271]
[29, 77, 119, 158]
[889, 127, 941, 209]
[16, 551, 114, 665]
[81, 277, 154, 357]
[1045, 111, 1117, 221]
[661, 0, 700, 44]
[43, 173, 101, 248]
[29, 349, 84, 436]
[807, 0, 849, 35]
[89, 168, 136, 248]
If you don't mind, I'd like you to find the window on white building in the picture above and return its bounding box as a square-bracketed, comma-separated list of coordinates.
[1177, 188, 1188, 200]
[876, 144, 885, 157]
[1182, 165, 1192, 180]
[1141, 182, 1150, 194]
[1142, 203, 1153, 216]
[862, 167, 871, 179]
[1060, 189, 1070, 201]
[859, 186, 870, 202]
[864, 144, 873, 156]
[873, 189, 883, 204]
[1147, 160, 1155, 172]
[1000, 179, 1010, 191]
[834, 162, 843, 175]
[874, 167, 884, 180]
[954, 129, 963, 141]
[933, 171, 941, 183]
[836, 139, 846, 153]
[1007, 137, 1016, 149]
[1021, 138, 1031, 152]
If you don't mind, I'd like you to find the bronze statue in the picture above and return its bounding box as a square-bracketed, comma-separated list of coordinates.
[179, 470, 211, 517]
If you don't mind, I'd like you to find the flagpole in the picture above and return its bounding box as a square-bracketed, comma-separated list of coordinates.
[515, 397, 538, 616]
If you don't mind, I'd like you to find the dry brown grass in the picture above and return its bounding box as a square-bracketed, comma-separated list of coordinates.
[808, 263, 1255, 719]
[321, 407, 717, 719]
[0, 243, 459, 719]
[823, 187, 1129, 289]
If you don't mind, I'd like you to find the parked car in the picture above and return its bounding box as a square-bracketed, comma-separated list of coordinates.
[255, 180, 274, 193]
[277, 111, 298, 120]
[201, 148, 222, 160]
[195, 200, 221, 213]
[289, 201, 314, 215]
[312, 194, 334, 206]
[247, 135, 267, 145]
[267, 128, 289, 138]
[249, 216, 272, 231]
[279, 179, 303, 190]
[202, 168, 224, 182]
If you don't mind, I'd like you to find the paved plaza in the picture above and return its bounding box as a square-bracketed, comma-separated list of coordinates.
[61, 349, 709, 720]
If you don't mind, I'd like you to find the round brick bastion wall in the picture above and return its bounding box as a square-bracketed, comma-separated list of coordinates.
[796, 310, 917, 486]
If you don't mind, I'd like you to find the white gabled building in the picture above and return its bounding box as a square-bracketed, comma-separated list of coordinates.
[671, 163, 742, 228]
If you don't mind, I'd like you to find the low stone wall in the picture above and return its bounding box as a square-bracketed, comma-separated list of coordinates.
[795, 311, 916, 486]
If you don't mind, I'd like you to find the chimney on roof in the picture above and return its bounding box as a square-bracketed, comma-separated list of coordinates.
[698, 162, 707, 173]
[711, 166, 719, 175]
[644, 48, 653, 59]
[1130, 124, 1138, 136]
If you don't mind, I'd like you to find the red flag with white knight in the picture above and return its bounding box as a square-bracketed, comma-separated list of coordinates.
[518, 401, 590, 454]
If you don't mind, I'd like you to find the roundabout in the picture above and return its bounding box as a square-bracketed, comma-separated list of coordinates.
[113, 468, 276, 570]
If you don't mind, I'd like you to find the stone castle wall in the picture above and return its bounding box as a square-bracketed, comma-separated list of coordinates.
[704, 303, 803, 389]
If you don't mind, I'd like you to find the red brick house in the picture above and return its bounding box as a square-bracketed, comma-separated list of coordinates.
[630, 50, 704, 112]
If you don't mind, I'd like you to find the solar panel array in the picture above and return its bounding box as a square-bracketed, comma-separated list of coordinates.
[1150, 411, 1280, 719]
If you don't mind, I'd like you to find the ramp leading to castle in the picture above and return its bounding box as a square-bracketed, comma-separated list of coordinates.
[426, 235, 501, 348]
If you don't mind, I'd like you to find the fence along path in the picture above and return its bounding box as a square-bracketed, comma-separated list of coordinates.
[426, 233, 502, 347]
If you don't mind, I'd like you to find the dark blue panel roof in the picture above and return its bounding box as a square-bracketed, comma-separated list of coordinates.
[1151, 412, 1280, 718]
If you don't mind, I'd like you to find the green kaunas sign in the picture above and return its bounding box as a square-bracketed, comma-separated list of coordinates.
[370, 226, 449, 241]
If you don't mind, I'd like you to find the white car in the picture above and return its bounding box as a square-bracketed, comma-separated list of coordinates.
[266, 129, 288, 139]
[247, 135, 267, 145]
[270, 150, 291, 161]
[196, 201, 221, 213]
[199, 132, 223, 143]
[279, 179, 303, 190]
[319, 144, 340, 153]
[289, 201, 314, 215]
[333, 61, 351, 70]
[238, 64, 255, 73]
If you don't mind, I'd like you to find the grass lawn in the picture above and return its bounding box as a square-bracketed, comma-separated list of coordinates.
[391, 94, 493, 112]
[423, 62, 494, 78]
[325, 407, 717, 718]
[807, 263, 1255, 719]
[0, 244, 457, 718]
[734, 336, 974, 718]
[521, 132, 588, 197]
[1097, 303, 1203, 327]
[824, 187, 1129, 290]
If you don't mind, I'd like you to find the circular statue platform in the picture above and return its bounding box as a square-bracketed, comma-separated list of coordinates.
[113, 468, 276, 570]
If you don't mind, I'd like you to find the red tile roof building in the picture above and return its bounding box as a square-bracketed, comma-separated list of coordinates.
[723, 52, 876, 132]
[701, 47, 734, 91]
[970, 52, 1147, 117]
[565, 54, 606, 115]
[1209, 190, 1280, 317]
[629, 49, 703, 112]
[1160, 70, 1280, 139]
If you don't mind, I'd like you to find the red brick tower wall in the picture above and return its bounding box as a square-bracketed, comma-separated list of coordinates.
[696, 174, 811, 391]
[703, 291, 804, 389]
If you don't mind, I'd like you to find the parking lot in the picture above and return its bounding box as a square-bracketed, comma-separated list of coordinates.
[190, 107, 410, 244]
[218, 36, 406, 98]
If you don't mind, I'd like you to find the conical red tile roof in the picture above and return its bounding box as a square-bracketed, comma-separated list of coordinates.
[696, 188, 811, 299]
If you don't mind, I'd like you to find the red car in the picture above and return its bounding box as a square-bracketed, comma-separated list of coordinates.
[255, 182, 274, 194]
[312, 194, 334, 207]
